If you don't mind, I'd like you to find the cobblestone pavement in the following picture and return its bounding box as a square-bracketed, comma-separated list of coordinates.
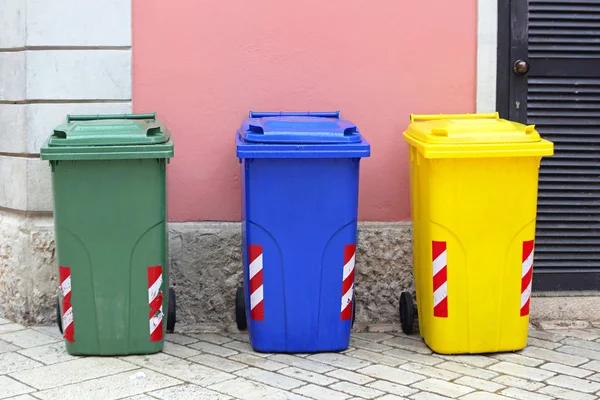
[1, 317, 600, 400]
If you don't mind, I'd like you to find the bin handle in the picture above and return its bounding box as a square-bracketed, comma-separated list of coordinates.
[410, 112, 499, 123]
[249, 111, 340, 119]
[66, 113, 157, 123]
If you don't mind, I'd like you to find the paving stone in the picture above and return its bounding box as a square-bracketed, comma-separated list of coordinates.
[223, 340, 270, 357]
[208, 377, 282, 399]
[358, 364, 425, 385]
[491, 375, 545, 391]
[434, 354, 498, 368]
[0, 352, 43, 374]
[580, 360, 600, 372]
[412, 378, 474, 398]
[0, 376, 35, 399]
[346, 349, 404, 366]
[30, 326, 62, 339]
[0, 339, 20, 354]
[329, 381, 384, 399]
[0, 329, 59, 349]
[269, 354, 335, 373]
[368, 324, 403, 333]
[292, 384, 350, 400]
[556, 330, 600, 341]
[123, 396, 156, 400]
[0, 323, 26, 335]
[307, 353, 371, 371]
[410, 393, 452, 400]
[528, 329, 565, 343]
[124, 352, 235, 387]
[562, 338, 600, 352]
[349, 337, 392, 352]
[375, 395, 409, 400]
[325, 368, 374, 385]
[454, 376, 506, 392]
[278, 367, 338, 386]
[540, 321, 590, 330]
[188, 353, 247, 372]
[165, 333, 199, 346]
[189, 340, 239, 357]
[546, 374, 600, 393]
[9, 357, 137, 390]
[382, 337, 432, 354]
[556, 346, 600, 361]
[500, 387, 553, 400]
[489, 361, 556, 381]
[225, 333, 251, 343]
[435, 361, 498, 380]
[0, 318, 10, 325]
[527, 337, 561, 350]
[367, 380, 418, 397]
[588, 372, 600, 382]
[16, 341, 78, 365]
[34, 369, 182, 400]
[352, 332, 394, 342]
[235, 367, 304, 390]
[399, 362, 460, 380]
[520, 346, 589, 366]
[150, 383, 232, 399]
[492, 352, 545, 367]
[460, 393, 511, 400]
[540, 362, 594, 378]
[161, 341, 201, 359]
[384, 348, 443, 366]
[230, 352, 287, 371]
[538, 385, 598, 400]
[188, 333, 233, 345]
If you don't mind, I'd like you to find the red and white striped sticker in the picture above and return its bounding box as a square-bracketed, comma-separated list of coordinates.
[521, 240, 534, 317]
[341, 244, 356, 320]
[59, 266, 75, 342]
[432, 241, 448, 318]
[248, 245, 264, 320]
[148, 265, 163, 342]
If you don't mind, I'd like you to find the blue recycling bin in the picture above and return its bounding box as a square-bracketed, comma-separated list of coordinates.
[235, 111, 370, 353]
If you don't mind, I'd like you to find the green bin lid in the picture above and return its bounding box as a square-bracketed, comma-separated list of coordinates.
[41, 113, 174, 161]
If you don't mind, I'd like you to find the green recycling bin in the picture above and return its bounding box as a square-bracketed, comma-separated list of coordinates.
[41, 113, 175, 355]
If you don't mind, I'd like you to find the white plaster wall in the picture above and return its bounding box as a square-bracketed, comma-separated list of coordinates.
[476, 0, 498, 113]
[0, 0, 132, 213]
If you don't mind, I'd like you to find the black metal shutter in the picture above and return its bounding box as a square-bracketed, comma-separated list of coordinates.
[528, 0, 600, 290]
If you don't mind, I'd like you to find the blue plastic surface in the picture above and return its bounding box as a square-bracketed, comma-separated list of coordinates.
[237, 112, 370, 353]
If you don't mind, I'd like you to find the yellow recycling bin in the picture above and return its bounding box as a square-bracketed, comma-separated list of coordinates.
[400, 112, 553, 354]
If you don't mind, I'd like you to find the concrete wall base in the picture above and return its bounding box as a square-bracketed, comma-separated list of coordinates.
[0, 210, 597, 327]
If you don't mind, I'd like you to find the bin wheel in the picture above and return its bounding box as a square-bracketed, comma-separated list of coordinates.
[236, 286, 247, 331]
[399, 291, 414, 335]
[351, 293, 356, 328]
[56, 298, 63, 334]
[166, 288, 176, 333]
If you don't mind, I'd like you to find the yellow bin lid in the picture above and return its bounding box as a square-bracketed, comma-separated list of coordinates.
[403, 112, 554, 159]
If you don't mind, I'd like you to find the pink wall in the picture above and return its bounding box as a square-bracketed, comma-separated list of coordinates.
[133, 0, 477, 222]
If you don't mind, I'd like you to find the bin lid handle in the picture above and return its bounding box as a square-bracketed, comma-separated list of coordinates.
[410, 112, 499, 123]
[249, 111, 340, 119]
[66, 113, 157, 123]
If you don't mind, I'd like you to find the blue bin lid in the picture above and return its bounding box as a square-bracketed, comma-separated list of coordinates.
[240, 111, 361, 144]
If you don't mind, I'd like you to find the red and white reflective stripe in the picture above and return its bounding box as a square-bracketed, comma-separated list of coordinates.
[148, 265, 163, 342]
[521, 240, 534, 317]
[341, 244, 356, 320]
[432, 241, 448, 318]
[249, 245, 264, 320]
[59, 266, 75, 342]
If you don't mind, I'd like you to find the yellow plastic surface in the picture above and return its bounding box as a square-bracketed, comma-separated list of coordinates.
[404, 113, 553, 159]
[405, 113, 554, 354]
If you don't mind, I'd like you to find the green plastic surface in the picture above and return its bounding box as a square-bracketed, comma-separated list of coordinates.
[45, 114, 172, 355]
[41, 114, 173, 160]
